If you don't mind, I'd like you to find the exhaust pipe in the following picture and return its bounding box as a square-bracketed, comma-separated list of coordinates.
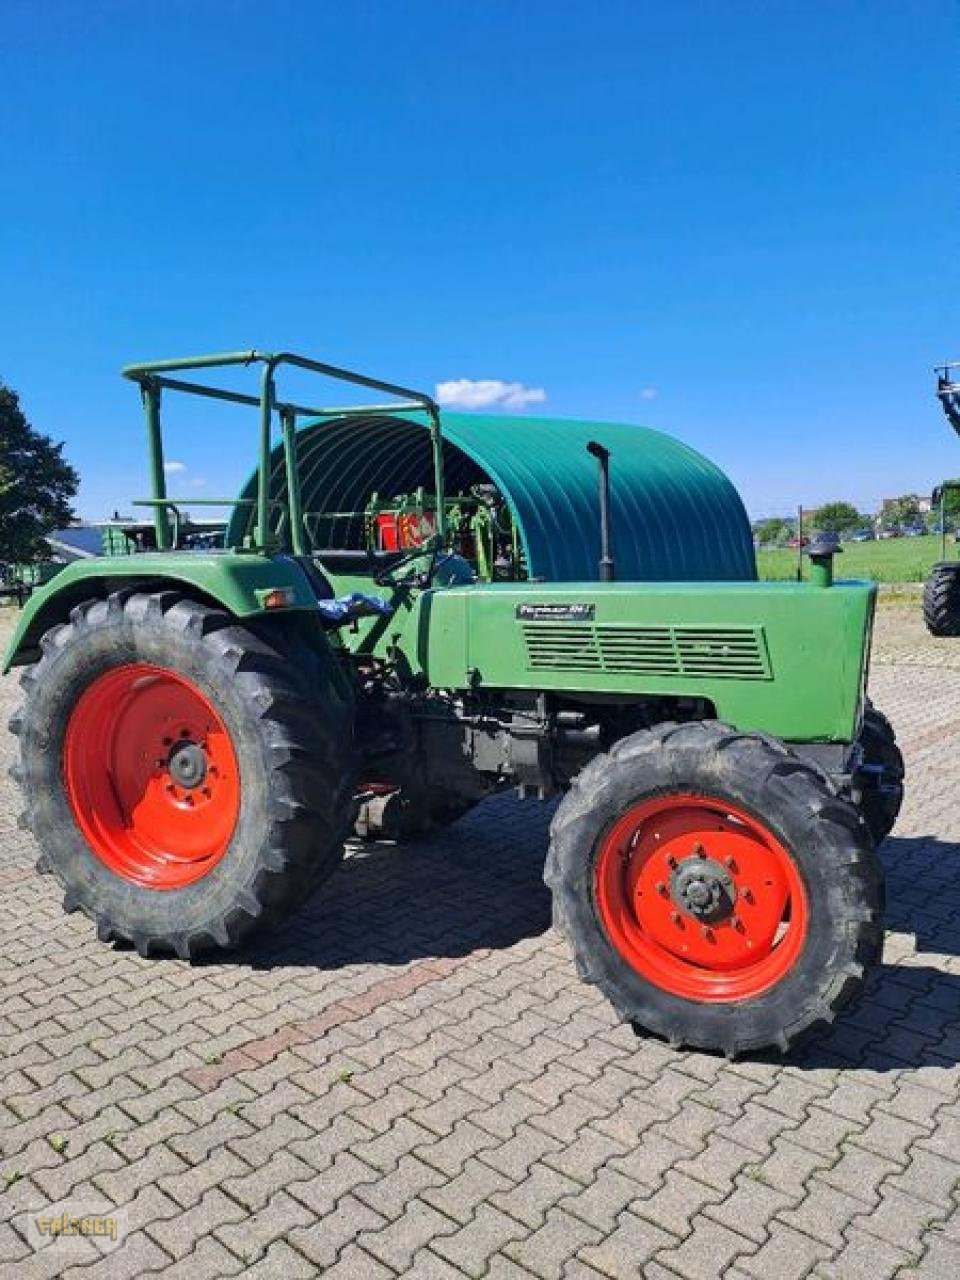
[804, 533, 842, 588]
[586, 441, 615, 582]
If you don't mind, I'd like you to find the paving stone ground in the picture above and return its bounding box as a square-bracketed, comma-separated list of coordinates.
[1, 603, 959, 1279]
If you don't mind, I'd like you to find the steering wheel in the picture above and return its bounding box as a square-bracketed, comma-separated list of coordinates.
[373, 541, 440, 588]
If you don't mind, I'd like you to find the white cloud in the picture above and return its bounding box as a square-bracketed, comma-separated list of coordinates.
[435, 378, 547, 411]
[163, 460, 187, 474]
[640, 387, 658, 401]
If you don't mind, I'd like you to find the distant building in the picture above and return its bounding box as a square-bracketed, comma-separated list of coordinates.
[879, 495, 930, 523]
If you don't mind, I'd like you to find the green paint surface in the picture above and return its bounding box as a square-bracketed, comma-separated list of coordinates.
[4, 555, 875, 744]
[364, 579, 875, 743]
[2, 552, 316, 672]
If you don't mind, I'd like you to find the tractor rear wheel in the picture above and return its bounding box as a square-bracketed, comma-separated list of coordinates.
[923, 562, 960, 636]
[545, 721, 883, 1056]
[858, 703, 904, 845]
[9, 591, 356, 958]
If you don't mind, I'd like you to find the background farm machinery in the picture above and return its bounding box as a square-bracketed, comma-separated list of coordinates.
[923, 364, 960, 635]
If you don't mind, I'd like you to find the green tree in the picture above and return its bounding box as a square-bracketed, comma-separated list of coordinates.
[883, 494, 921, 527]
[932, 480, 960, 519]
[0, 379, 78, 564]
[753, 517, 792, 546]
[812, 501, 862, 536]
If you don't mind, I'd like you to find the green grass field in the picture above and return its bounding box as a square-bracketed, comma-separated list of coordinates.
[756, 534, 957, 584]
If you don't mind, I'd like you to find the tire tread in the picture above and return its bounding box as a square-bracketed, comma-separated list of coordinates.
[11, 590, 356, 959]
[545, 720, 883, 1057]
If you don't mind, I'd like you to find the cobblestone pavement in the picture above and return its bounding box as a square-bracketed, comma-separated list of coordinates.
[1, 605, 959, 1279]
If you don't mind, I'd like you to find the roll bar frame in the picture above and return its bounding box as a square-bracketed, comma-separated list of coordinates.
[122, 350, 443, 555]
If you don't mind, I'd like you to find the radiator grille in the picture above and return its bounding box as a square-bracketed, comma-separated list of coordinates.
[521, 623, 771, 680]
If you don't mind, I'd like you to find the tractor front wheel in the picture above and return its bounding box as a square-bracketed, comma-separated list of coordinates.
[10, 591, 356, 958]
[545, 721, 883, 1056]
[858, 703, 904, 845]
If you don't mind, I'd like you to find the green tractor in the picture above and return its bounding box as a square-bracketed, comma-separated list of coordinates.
[6, 350, 903, 1056]
[1, 558, 65, 605]
[923, 364, 960, 636]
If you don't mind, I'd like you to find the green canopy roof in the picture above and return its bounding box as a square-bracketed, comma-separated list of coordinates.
[228, 411, 756, 583]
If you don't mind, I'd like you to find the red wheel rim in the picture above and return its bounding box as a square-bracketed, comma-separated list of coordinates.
[594, 795, 809, 1002]
[63, 664, 240, 890]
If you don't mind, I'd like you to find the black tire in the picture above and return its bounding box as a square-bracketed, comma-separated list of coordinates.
[9, 590, 356, 958]
[545, 720, 883, 1057]
[858, 703, 904, 845]
[923, 563, 960, 636]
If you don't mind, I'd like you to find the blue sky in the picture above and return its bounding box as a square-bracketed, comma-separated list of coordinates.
[2, 0, 955, 520]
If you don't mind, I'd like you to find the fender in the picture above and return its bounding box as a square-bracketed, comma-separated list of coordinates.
[2, 552, 319, 672]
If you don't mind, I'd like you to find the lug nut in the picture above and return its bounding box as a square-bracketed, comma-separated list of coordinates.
[700, 926, 714, 941]
[733, 917, 745, 933]
[692, 842, 706, 858]
[670, 911, 682, 926]
[724, 856, 737, 871]
[666, 854, 678, 869]
[655, 881, 667, 896]
[740, 887, 754, 903]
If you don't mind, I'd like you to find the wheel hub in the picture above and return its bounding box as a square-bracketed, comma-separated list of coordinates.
[167, 740, 207, 790]
[63, 664, 239, 890]
[670, 855, 735, 924]
[594, 796, 808, 1003]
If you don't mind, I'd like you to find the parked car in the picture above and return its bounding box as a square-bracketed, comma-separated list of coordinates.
[902, 525, 926, 538]
[786, 535, 809, 548]
[879, 526, 902, 539]
[848, 529, 875, 542]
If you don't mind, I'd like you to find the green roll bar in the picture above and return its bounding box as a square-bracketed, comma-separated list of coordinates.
[122, 350, 443, 555]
